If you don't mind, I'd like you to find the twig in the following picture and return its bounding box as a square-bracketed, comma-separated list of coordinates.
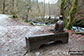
[23, 51, 28, 56]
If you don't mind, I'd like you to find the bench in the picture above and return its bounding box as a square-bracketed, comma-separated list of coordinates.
[25, 32, 69, 51]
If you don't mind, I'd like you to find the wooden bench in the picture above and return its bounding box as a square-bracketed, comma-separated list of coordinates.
[25, 32, 69, 51]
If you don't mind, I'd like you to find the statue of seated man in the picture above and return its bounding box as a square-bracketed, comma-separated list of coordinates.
[55, 15, 65, 33]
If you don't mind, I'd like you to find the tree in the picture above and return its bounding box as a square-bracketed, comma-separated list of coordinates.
[11, 0, 17, 18]
[26, 0, 31, 19]
[68, 0, 78, 29]
[60, 0, 65, 21]
[60, 0, 79, 29]
[2, 0, 6, 14]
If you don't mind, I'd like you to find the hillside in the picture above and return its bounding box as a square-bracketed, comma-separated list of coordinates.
[74, 10, 84, 27]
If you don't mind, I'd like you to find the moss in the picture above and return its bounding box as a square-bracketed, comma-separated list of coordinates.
[68, 0, 78, 29]
[24, 19, 28, 22]
[69, 2, 76, 23]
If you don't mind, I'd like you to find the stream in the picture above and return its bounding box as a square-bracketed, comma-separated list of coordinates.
[28, 20, 84, 32]
[72, 26, 84, 32]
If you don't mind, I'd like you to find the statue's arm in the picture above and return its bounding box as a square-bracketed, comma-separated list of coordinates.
[55, 23, 59, 31]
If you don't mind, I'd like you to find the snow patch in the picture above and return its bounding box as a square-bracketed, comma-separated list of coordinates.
[0, 26, 8, 36]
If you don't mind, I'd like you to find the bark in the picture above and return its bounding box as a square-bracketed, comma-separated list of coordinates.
[68, 0, 78, 29]
[69, 0, 78, 25]
[60, 0, 65, 20]
[2, 0, 6, 14]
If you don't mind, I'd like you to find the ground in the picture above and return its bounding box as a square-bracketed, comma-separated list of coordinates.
[0, 14, 84, 56]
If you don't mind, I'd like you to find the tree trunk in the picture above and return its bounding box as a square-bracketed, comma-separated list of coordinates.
[12, 0, 15, 14]
[43, 0, 45, 18]
[26, 0, 31, 19]
[2, 0, 6, 14]
[60, 0, 65, 20]
[69, 0, 78, 27]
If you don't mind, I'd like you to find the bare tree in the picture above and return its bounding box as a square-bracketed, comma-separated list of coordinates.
[2, 0, 6, 14]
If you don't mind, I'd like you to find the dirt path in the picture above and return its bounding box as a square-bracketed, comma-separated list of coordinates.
[0, 14, 84, 56]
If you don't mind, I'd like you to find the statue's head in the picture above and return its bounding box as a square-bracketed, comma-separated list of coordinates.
[59, 15, 63, 20]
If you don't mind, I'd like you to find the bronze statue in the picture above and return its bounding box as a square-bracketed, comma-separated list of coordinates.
[55, 15, 65, 32]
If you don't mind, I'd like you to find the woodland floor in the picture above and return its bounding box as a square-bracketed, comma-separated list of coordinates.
[0, 14, 84, 56]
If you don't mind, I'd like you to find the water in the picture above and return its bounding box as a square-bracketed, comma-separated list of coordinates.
[72, 26, 84, 32]
[29, 21, 55, 26]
